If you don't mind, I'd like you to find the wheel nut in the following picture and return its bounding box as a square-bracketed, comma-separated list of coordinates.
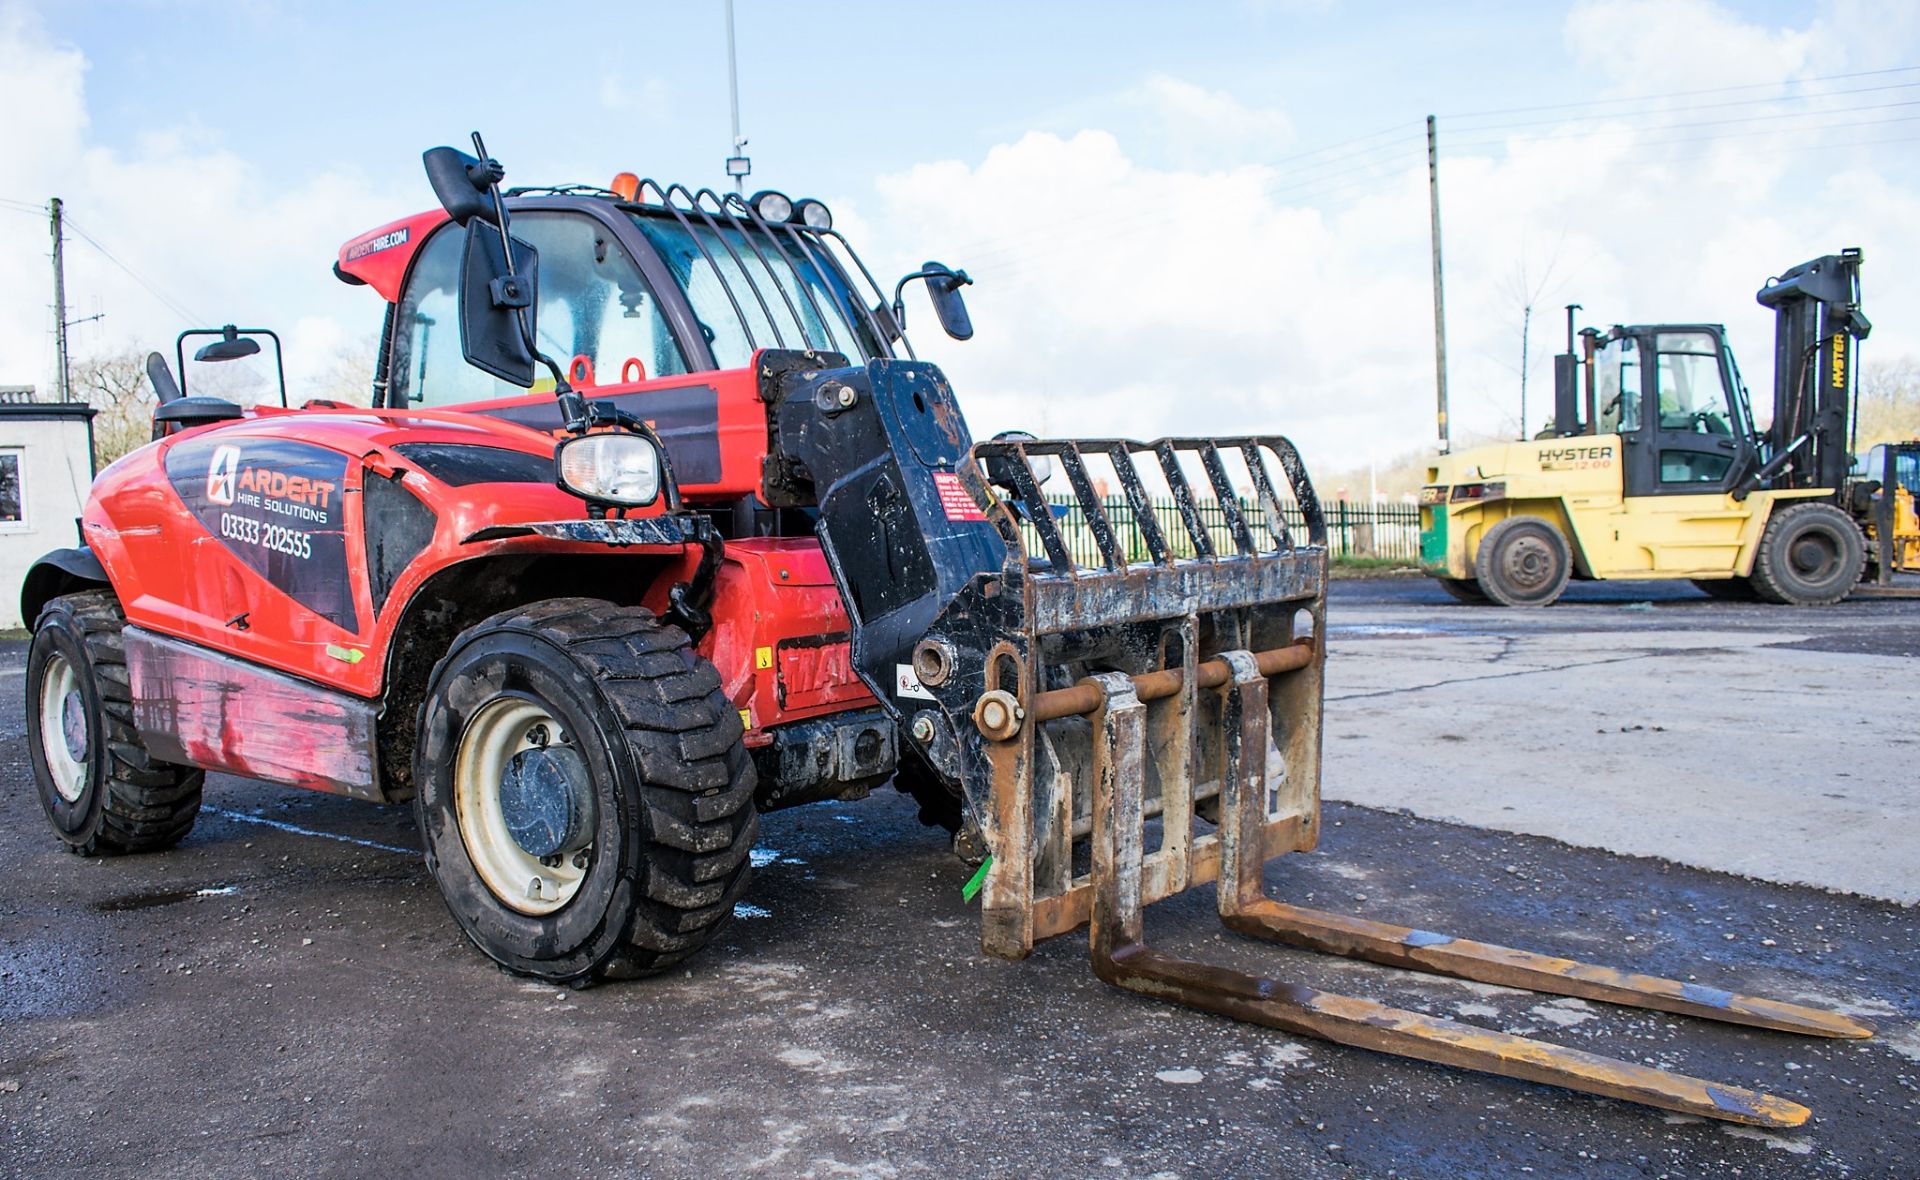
[911, 715, 936, 744]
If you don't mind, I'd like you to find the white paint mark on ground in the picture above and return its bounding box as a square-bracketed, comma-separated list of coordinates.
[1783, 988, 1901, 1018]
[1876, 1023, 1920, 1062]
[193, 885, 237, 898]
[1427, 978, 1531, 1000]
[751, 848, 781, 868]
[1529, 998, 1598, 1028]
[1261, 1043, 1313, 1070]
[204, 807, 415, 855]
[1154, 1068, 1203, 1084]
[1723, 1126, 1814, 1155]
[734, 903, 773, 919]
[776, 1047, 852, 1075]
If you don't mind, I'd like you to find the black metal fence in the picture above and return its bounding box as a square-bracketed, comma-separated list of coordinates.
[1033, 495, 1420, 566]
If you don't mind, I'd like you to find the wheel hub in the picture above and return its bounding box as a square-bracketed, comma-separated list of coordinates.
[60, 689, 89, 763]
[1505, 538, 1551, 588]
[498, 744, 596, 859]
[453, 697, 595, 915]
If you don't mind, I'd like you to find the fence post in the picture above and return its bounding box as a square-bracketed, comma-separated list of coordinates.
[1355, 502, 1376, 558]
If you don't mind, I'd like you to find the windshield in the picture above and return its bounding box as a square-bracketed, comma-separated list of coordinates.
[631, 213, 880, 368]
[390, 213, 689, 407]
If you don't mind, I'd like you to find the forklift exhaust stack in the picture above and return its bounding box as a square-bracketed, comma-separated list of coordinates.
[950, 435, 1868, 1129]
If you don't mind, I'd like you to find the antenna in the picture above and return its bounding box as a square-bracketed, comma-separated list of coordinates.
[723, 0, 751, 192]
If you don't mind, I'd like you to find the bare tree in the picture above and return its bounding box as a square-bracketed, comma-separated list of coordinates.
[69, 350, 154, 466]
[307, 336, 382, 407]
[1857, 356, 1920, 449]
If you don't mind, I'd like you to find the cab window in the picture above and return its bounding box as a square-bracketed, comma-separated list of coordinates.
[1654, 332, 1736, 436]
[388, 213, 688, 408]
[1595, 336, 1640, 435]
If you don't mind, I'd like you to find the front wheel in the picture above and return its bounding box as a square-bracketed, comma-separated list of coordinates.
[415, 599, 757, 983]
[1749, 503, 1865, 606]
[1473, 517, 1572, 607]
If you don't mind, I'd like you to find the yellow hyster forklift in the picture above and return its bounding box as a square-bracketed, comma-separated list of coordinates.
[1420, 249, 1912, 606]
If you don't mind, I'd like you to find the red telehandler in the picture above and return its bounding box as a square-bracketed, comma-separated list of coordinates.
[20, 136, 1868, 1127]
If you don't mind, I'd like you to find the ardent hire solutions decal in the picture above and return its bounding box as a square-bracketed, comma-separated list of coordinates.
[164, 436, 359, 632]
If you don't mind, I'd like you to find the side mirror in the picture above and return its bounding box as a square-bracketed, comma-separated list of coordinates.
[459, 222, 541, 387]
[892, 262, 975, 342]
[424, 145, 504, 227]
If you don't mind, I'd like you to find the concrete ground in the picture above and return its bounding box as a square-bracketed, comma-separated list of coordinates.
[2, 580, 1917, 1179]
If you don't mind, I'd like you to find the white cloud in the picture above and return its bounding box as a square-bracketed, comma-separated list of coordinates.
[0, 5, 401, 405]
[861, 6, 1920, 474]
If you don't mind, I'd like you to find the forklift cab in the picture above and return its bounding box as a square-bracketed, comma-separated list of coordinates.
[1587, 324, 1756, 498]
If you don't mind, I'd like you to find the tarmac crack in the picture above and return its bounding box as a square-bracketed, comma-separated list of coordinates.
[1326, 647, 1723, 702]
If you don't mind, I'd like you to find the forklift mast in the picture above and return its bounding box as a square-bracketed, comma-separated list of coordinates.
[1754, 249, 1869, 492]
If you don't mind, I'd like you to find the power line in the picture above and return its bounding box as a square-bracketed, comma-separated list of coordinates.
[1441, 63, 1920, 120]
[1444, 109, 1920, 155]
[60, 214, 207, 324]
[1450, 80, 1920, 135]
[942, 122, 1424, 265]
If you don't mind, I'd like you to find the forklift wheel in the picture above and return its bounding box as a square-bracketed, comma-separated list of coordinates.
[1749, 503, 1865, 606]
[1435, 577, 1489, 604]
[25, 592, 204, 856]
[1472, 517, 1571, 607]
[415, 599, 757, 983]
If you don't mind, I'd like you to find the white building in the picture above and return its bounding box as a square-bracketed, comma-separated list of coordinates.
[1, 389, 98, 630]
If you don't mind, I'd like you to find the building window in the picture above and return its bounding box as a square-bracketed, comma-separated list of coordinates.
[0, 450, 22, 527]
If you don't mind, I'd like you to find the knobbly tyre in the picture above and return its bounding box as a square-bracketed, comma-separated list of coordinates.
[21, 135, 1872, 1126]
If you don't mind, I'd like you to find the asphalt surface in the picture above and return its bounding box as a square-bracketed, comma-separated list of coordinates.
[3, 579, 1918, 1179]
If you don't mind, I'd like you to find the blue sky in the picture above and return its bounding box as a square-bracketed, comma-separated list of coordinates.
[6, 1, 1918, 475]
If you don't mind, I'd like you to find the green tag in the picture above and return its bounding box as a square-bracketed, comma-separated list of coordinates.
[324, 644, 365, 665]
[961, 855, 993, 904]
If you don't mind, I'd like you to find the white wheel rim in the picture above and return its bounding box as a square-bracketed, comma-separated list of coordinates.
[39, 653, 90, 804]
[454, 696, 591, 915]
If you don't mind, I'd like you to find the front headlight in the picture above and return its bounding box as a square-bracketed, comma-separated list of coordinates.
[556, 433, 663, 507]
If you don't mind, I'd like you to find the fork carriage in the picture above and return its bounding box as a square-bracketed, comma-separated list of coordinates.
[912, 433, 1867, 1130]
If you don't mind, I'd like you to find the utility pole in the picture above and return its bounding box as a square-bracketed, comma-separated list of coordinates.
[50, 197, 70, 403]
[1426, 115, 1450, 453]
[723, 0, 751, 193]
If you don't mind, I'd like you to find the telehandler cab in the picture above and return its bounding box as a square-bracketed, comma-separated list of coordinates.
[1421, 249, 1916, 605]
[22, 137, 1870, 1127]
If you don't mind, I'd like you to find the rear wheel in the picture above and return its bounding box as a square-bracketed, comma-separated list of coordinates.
[415, 599, 757, 983]
[25, 591, 204, 855]
[1749, 503, 1865, 606]
[1473, 517, 1572, 607]
[1436, 577, 1489, 604]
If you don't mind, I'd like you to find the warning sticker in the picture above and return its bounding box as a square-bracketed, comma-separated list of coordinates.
[895, 664, 935, 701]
[932, 472, 985, 522]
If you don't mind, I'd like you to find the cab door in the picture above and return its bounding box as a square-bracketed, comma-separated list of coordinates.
[1623, 328, 1752, 497]
[1609, 328, 1762, 575]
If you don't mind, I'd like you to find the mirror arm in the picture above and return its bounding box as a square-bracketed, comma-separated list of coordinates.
[890, 266, 973, 332]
